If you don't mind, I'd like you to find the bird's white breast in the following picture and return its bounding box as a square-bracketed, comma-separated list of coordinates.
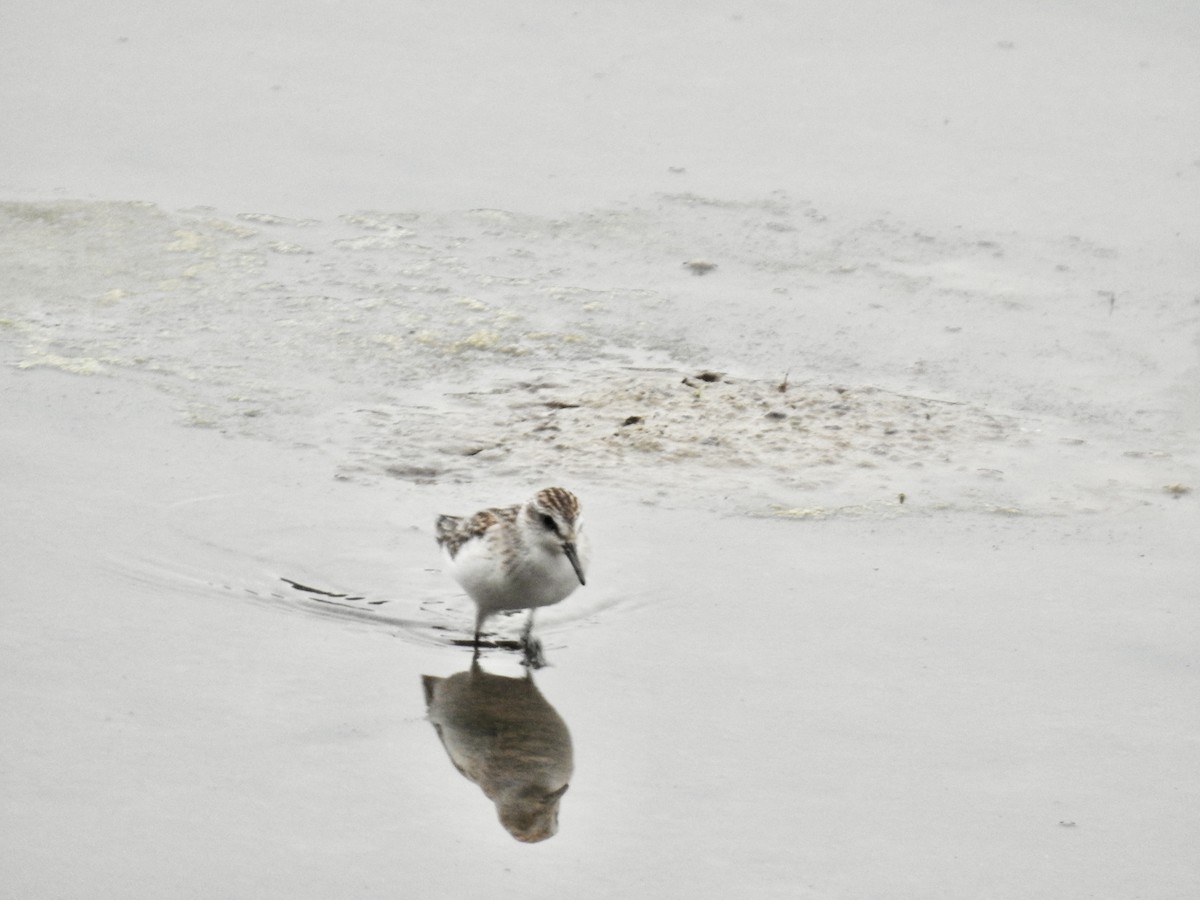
[447, 530, 588, 615]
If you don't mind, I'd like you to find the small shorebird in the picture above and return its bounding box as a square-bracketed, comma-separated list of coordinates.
[436, 487, 590, 647]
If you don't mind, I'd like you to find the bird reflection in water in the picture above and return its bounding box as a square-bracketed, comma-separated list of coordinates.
[422, 660, 573, 842]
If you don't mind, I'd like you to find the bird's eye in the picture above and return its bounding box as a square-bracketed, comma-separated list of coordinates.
[540, 514, 559, 534]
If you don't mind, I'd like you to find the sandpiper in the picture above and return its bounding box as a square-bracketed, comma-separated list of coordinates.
[436, 487, 589, 646]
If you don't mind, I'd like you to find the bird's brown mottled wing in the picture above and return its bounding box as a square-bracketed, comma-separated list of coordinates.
[435, 505, 519, 558]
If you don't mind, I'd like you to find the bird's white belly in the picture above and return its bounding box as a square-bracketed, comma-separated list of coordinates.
[448, 539, 587, 614]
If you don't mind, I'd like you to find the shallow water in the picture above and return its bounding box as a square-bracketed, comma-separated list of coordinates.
[4, 356, 1198, 897]
[3, 31, 1199, 887]
[7, 0, 1200, 892]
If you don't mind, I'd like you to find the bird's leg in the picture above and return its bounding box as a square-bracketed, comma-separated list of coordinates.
[520, 609, 536, 645]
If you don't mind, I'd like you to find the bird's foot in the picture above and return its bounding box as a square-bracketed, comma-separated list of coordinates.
[520, 634, 547, 670]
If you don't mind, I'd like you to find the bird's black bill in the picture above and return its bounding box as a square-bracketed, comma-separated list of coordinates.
[562, 542, 586, 585]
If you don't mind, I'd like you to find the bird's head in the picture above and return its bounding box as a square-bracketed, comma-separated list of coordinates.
[527, 487, 587, 585]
